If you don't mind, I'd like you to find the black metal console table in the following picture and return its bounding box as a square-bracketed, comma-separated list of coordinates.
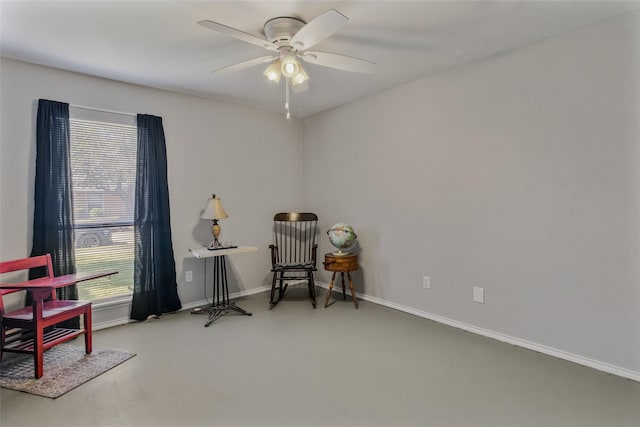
[189, 246, 257, 327]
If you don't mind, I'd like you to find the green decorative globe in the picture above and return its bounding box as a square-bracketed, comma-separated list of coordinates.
[327, 223, 357, 255]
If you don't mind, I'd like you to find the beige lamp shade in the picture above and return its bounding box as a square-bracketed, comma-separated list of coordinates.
[201, 195, 228, 220]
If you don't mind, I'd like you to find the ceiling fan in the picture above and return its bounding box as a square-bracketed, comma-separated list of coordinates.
[198, 9, 375, 118]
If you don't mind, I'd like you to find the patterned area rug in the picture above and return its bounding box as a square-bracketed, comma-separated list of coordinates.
[0, 344, 135, 398]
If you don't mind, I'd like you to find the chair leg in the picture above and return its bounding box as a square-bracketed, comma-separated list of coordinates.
[269, 272, 277, 305]
[270, 272, 287, 308]
[84, 308, 92, 354]
[34, 325, 44, 379]
[279, 275, 288, 300]
[0, 325, 4, 363]
[309, 271, 316, 308]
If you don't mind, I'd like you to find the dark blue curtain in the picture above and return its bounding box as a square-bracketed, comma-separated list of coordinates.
[131, 114, 181, 320]
[30, 99, 77, 302]
[30, 99, 79, 329]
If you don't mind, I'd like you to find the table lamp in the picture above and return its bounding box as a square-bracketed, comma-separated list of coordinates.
[201, 194, 228, 248]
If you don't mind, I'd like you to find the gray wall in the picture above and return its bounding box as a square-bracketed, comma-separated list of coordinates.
[0, 58, 304, 310]
[1, 10, 638, 377]
[303, 11, 640, 374]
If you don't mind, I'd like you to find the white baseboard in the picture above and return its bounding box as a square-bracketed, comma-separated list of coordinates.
[315, 282, 640, 382]
[93, 316, 133, 331]
[91, 282, 639, 381]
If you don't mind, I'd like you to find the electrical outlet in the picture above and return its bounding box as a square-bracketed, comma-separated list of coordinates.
[185, 271, 193, 282]
[423, 276, 430, 289]
[473, 286, 484, 303]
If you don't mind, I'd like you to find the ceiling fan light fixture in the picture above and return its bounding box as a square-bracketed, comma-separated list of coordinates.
[291, 67, 309, 86]
[263, 60, 282, 83]
[281, 56, 300, 78]
[198, 9, 374, 120]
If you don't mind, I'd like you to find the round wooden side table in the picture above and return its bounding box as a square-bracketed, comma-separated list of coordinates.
[323, 252, 359, 309]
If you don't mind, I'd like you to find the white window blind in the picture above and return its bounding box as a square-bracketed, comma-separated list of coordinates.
[69, 107, 136, 301]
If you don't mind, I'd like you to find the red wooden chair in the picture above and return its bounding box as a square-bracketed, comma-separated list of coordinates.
[0, 254, 92, 379]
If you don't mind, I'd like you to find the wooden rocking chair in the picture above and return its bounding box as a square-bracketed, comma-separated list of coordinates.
[269, 213, 319, 308]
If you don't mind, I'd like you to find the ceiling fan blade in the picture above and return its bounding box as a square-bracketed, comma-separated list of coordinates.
[290, 9, 349, 51]
[214, 56, 277, 74]
[198, 20, 278, 52]
[300, 51, 375, 74]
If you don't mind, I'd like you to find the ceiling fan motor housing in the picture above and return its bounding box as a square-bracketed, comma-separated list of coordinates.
[264, 17, 306, 47]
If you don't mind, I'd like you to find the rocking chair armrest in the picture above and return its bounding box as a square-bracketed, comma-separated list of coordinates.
[311, 243, 318, 267]
[269, 244, 278, 265]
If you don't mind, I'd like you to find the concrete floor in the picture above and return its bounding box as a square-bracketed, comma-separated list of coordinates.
[2, 289, 639, 426]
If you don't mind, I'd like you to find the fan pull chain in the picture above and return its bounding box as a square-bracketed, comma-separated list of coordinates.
[285, 78, 291, 119]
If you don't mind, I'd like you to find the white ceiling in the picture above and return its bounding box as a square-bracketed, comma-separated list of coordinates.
[1, 0, 638, 118]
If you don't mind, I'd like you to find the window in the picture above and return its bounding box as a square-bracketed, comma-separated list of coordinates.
[69, 107, 136, 301]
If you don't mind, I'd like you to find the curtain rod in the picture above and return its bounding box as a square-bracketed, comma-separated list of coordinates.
[70, 104, 136, 117]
